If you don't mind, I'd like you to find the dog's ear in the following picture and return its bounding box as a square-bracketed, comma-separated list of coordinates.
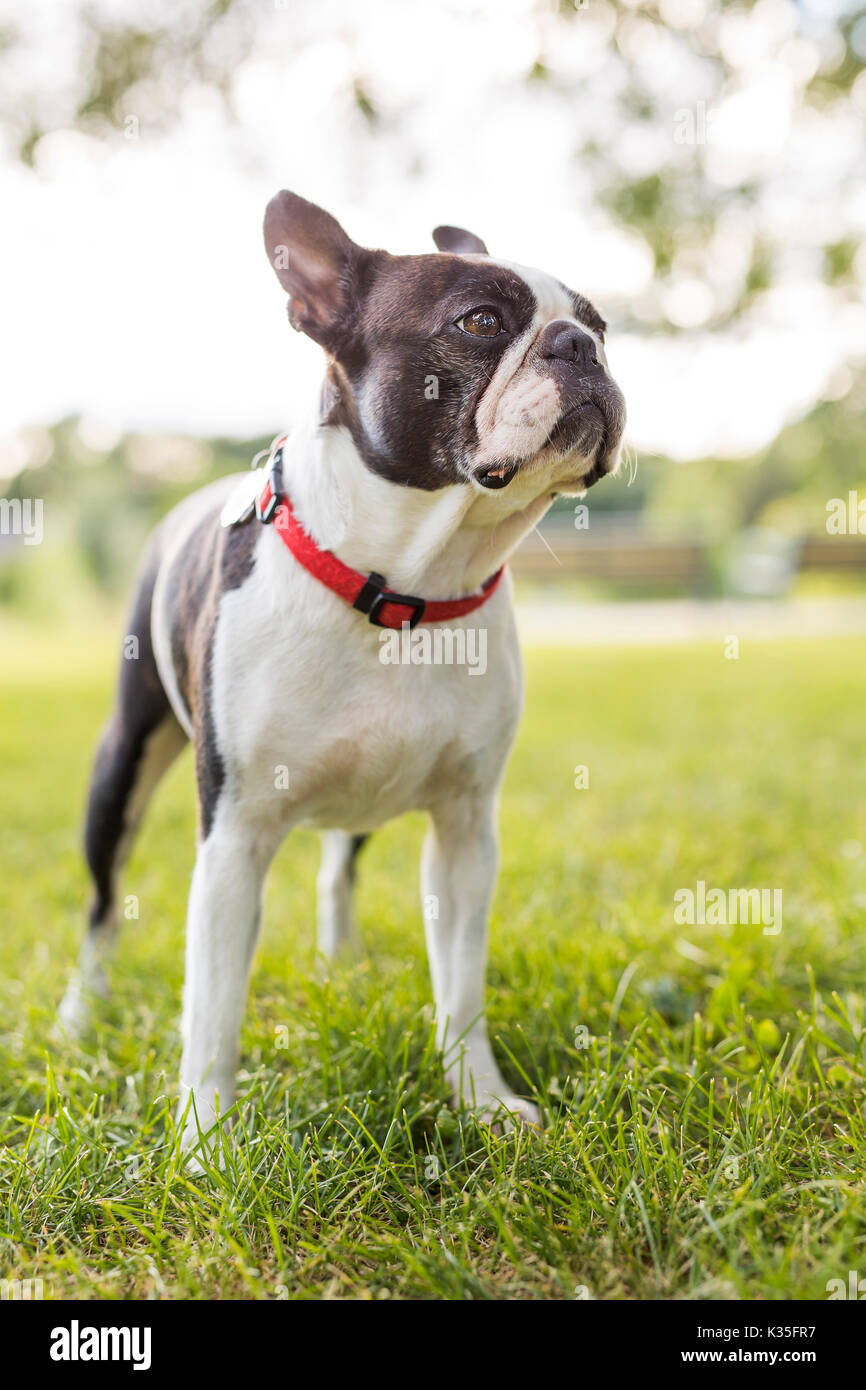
[264, 190, 361, 349]
[432, 224, 488, 255]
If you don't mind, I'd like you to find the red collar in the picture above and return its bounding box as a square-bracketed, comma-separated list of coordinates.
[253, 436, 504, 630]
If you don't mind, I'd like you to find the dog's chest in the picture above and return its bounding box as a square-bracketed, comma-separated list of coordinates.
[208, 541, 522, 833]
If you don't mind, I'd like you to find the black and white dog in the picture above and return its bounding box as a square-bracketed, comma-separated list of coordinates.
[59, 191, 626, 1153]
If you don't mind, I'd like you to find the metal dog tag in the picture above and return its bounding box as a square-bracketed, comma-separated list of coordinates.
[220, 469, 263, 528]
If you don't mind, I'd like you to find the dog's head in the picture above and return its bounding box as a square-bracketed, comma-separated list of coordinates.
[264, 190, 626, 496]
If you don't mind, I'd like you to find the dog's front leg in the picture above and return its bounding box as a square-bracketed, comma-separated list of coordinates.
[422, 798, 540, 1128]
[177, 822, 271, 1158]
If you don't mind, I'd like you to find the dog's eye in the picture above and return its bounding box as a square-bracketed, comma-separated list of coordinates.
[456, 307, 503, 337]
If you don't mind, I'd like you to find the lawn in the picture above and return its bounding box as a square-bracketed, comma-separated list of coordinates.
[1, 624, 865, 1300]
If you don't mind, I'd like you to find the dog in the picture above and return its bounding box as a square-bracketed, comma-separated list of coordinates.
[59, 191, 626, 1154]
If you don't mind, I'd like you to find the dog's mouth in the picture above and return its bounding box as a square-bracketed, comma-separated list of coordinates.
[473, 385, 625, 493]
[546, 396, 625, 488]
[477, 462, 518, 490]
[474, 404, 606, 492]
[547, 399, 606, 453]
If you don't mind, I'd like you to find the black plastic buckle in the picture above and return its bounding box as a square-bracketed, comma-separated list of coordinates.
[257, 444, 284, 524]
[352, 571, 426, 629]
[369, 590, 426, 628]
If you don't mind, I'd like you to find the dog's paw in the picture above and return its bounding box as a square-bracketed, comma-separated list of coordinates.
[177, 1119, 221, 1174]
[176, 1088, 231, 1173]
[55, 963, 111, 1042]
[53, 980, 91, 1041]
[180, 1143, 212, 1177]
[471, 1093, 542, 1132]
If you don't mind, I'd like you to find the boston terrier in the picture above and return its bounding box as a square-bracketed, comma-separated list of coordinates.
[59, 191, 626, 1155]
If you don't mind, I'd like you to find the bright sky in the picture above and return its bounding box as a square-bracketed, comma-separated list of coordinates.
[1, 0, 864, 474]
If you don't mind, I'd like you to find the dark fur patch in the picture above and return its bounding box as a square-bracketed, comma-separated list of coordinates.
[348, 832, 369, 884]
[323, 254, 537, 490]
[165, 510, 259, 838]
[562, 285, 607, 339]
[84, 540, 175, 925]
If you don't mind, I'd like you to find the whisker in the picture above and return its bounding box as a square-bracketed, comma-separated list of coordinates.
[533, 523, 562, 567]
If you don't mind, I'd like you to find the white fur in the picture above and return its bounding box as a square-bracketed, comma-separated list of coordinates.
[148, 268, 617, 1155]
[317, 831, 361, 959]
[468, 256, 609, 479]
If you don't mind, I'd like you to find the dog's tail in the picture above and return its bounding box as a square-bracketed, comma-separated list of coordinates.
[58, 540, 187, 1033]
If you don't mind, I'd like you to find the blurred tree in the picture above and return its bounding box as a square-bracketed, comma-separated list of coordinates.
[1, 0, 863, 342]
[0, 1, 260, 162]
[1, 1, 866, 358]
[643, 363, 866, 537]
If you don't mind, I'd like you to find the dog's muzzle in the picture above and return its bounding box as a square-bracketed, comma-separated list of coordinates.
[473, 319, 626, 491]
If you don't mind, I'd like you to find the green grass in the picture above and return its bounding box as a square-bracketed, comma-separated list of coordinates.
[1, 626, 865, 1300]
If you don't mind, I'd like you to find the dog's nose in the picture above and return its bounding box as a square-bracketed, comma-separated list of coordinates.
[539, 319, 600, 374]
